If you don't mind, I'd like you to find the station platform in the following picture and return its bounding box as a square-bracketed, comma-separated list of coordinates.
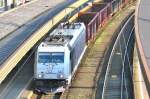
[0, 0, 71, 66]
[0, 0, 69, 40]
[135, 0, 150, 94]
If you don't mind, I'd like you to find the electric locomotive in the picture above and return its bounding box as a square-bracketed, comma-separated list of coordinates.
[34, 22, 87, 93]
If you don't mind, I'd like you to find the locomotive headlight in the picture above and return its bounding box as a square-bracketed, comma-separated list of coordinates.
[57, 73, 64, 79]
[38, 74, 42, 78]
[60, 74, 64, 78]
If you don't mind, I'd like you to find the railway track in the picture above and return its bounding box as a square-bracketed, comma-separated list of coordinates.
[101, 15, 134, 99]
[0, 50, 34, 99]
[33, 4, 135, 99]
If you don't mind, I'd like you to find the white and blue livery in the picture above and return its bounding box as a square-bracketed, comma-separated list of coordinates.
[34, 22, 87, 92]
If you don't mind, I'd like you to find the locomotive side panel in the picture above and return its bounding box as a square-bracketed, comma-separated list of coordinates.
[70, 26, 86, 75]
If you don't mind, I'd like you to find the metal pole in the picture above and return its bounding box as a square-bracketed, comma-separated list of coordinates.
[4, 0, 8, 11]
[12, 0, 16, 8]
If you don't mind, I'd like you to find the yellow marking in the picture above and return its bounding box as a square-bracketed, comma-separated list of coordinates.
[133, 45, 149, 99]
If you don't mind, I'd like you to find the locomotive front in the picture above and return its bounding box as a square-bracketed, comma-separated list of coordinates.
[34, 22, 86, 93]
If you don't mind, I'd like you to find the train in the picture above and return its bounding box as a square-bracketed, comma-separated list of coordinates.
[34, 22, 87, 93]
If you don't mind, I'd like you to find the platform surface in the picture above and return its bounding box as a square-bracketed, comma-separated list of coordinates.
[138, 0, 150, 69]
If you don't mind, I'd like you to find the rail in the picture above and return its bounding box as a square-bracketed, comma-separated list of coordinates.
[120, 27, 134, 99]
[102, 14, 134, 99]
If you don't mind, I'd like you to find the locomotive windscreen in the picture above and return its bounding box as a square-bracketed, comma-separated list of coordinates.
[38, 52, 64, 63]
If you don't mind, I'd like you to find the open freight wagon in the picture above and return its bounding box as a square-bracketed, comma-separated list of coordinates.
[76, 3, 111, 42]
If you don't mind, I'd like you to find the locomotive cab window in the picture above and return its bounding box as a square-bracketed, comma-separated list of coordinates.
[38, 52, 64, 63]
[51, 52, 64, 63]
[38, 52, 50, 63]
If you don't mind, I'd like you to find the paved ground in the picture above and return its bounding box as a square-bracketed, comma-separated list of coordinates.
[0, 0, 72, 66]
[138, 0, 150, 69]
[0, 0, 65, 40]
